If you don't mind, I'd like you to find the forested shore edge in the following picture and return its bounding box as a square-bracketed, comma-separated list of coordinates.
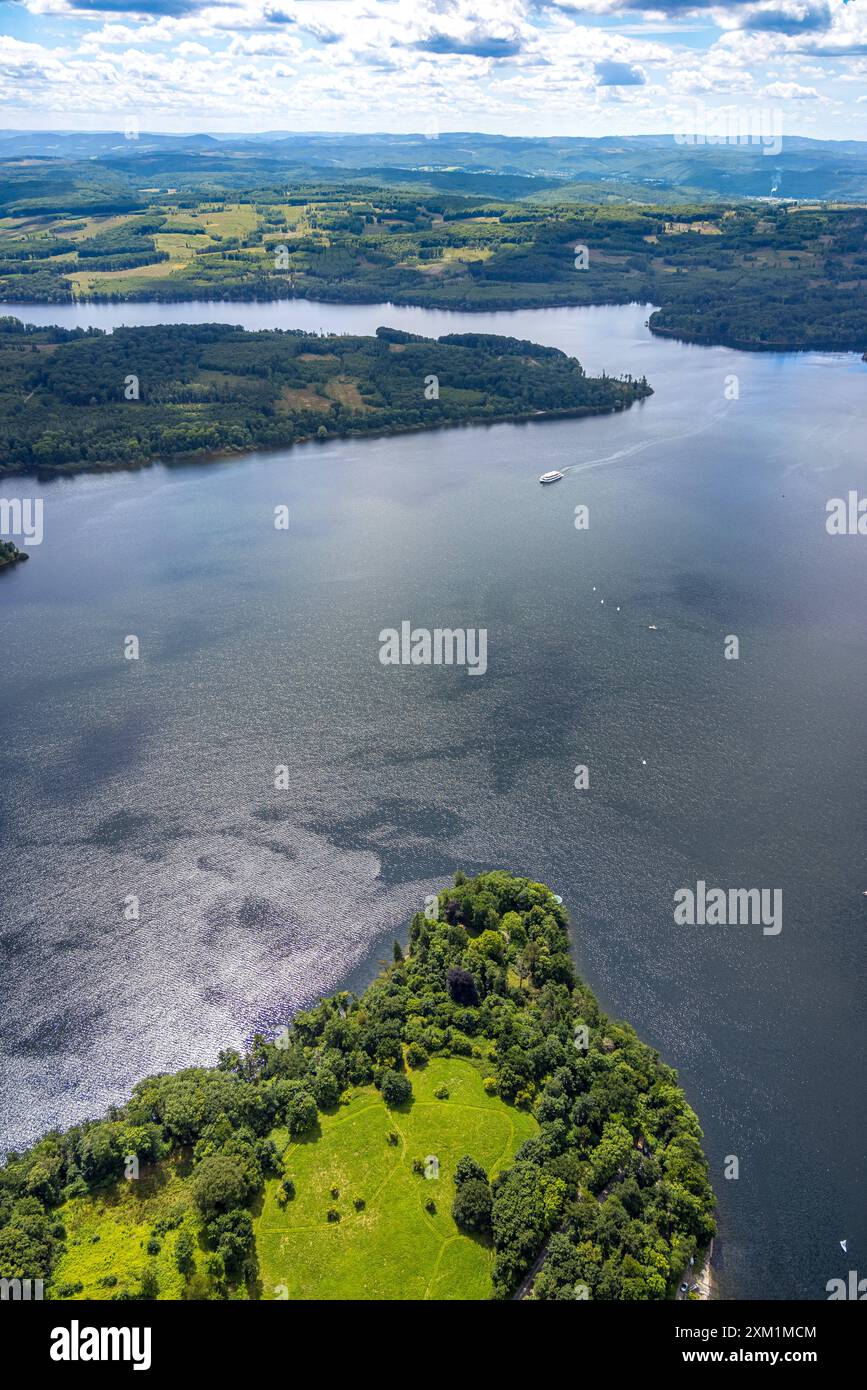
[0, 318, 651, 482]
[0, 871, 716, 1302]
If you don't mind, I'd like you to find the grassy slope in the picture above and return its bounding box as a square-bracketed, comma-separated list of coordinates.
[52, 1056, 536, 1301]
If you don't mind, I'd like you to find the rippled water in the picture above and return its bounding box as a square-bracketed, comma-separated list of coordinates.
[1, 298, 865, 1300]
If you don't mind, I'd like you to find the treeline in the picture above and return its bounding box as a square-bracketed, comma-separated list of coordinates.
[0, 872, 715, 1300]
[0, 319, 651, 477]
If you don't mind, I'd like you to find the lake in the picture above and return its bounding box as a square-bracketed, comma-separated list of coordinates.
[0, 296, 865, 1301]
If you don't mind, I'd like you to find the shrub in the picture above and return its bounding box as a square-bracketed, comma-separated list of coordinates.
[353, 1196, 365, 1211]
[327, 1208, 340, 1223]
[387, 1131, 399, 1146]
[434, 1085, 449, 1100]
[482, 1076, 498, 1095]
[425, 1199, 437, 1215]
[146, 1236, 161, 1256]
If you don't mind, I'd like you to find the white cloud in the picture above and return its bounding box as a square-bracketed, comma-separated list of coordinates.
[0, 0, 864, 133]
[761, 78, 821, 95]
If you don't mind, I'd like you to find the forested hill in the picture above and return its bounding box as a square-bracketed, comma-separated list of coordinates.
[0, 871, 716, 1302]
[0, 319, 650, 478]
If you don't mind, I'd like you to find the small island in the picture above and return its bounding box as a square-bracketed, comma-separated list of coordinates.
[0, 318, 651, 479]
[0, 537, 28, 568]
[0, 871, 715, 1301]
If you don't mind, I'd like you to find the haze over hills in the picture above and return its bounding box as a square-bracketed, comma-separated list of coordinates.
[2, 130, 867, 204]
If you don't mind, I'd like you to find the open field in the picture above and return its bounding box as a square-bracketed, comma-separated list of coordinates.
[256, 1057, 537, 1301]
[52, 1158, 197, 1301]
[49, 1057, 536, 1301]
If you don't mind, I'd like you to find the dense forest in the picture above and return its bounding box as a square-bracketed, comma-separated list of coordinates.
[0, 170, 865, 351]
[0, 318, 650, 478]
[0, 872, 716, 1301]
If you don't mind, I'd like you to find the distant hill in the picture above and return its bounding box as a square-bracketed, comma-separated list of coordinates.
[1, 130, 866, 203]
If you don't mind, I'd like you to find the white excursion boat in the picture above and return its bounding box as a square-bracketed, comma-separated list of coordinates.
[539, 470, 564, 484]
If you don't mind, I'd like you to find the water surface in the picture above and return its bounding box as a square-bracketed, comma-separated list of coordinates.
[1, 298, 865, 1301]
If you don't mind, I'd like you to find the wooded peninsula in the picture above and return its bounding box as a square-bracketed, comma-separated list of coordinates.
[0, 872, 716, 1301]
[0, 318, 651, 478]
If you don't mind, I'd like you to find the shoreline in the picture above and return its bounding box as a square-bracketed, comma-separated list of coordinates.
[1, 288, 864, 356]
[0, 394, 652, 485]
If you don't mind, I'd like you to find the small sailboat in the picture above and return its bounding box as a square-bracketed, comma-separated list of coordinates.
[539, 470, 564, 484]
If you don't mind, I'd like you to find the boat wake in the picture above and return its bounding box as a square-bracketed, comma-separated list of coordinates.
[559, 404, 731, 478]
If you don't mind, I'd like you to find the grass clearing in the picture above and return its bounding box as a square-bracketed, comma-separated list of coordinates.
[52, 1157, 196, 1301]
[194, 205, 259, 239]
[324, 376, 369, 410]
[256, 1056, 536, 1301]
[280, 385, 333, 411]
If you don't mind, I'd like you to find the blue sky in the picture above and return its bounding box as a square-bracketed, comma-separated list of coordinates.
[0, 0, 864, 138]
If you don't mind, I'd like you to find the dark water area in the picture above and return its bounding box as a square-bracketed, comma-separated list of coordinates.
[0, 298, 865, 1301]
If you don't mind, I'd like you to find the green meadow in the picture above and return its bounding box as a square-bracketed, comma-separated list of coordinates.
[52, 1158, 197, 1301]
[257, 1057, 536, 1301]
[51, 1056, 535, 1301]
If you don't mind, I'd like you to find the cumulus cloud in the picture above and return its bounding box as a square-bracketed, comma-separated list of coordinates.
[761, 77, 820, 93]
[595, 57, 645, 82]
[1, 0, 864, 134]
[414, 31, 524, 56]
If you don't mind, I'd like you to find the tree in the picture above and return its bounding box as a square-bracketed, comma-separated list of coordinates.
[175, 1229, 195, 1277]
[452, 1178, 492, 1233]
[588, 1121, 633, 1193]
[312, 1068, 339, 1111]
[379, 1070, 412, 1108]
[446, 966, 478, 1005]
[0, 1226, 43, 1280]
[191, 1155, 248, 1217]
[491, 1161, 548, 1296]
[406, 1041, 428, 1069]
[455, 1155, 488, 1187]
[393, 940, 404, 962]
[205, 1209, 255, 1278]
[286, 1090, 318, 1137]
